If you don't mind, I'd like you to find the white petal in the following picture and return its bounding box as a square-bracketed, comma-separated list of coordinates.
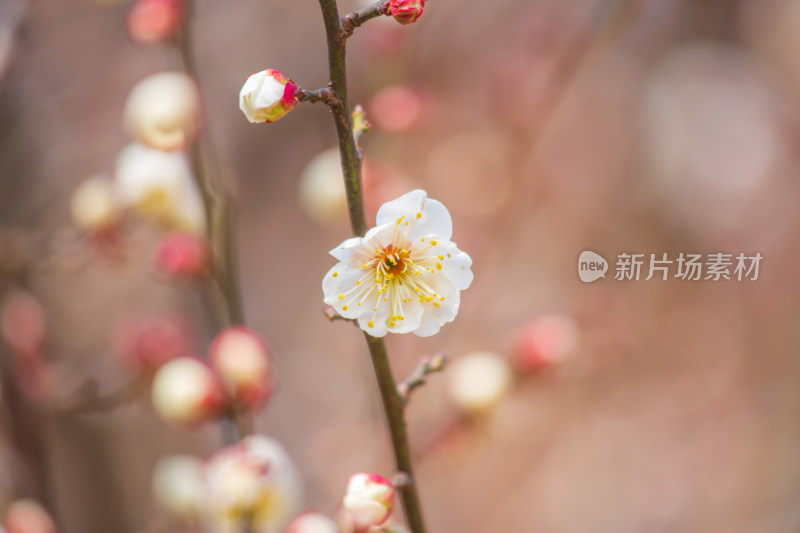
[432, 239, 473, 291]
[386, 295, 424, 335]
[376, 189, 452, 241]
[356, 295, 391, 337]
[322, 263, 375, 320]
[329, 237, 366, 262]
[412, 276, 460, 337]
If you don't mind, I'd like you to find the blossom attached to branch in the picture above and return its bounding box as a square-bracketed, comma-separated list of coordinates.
[239, 69, 300, 124]
[323, 190, 473, 337]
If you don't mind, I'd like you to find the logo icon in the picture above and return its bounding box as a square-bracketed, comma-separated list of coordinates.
[578, 251, 608, 283]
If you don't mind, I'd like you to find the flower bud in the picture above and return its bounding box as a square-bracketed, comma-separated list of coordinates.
[286, 512, 338, 533]
[342, 473, 395, 533]
[389, 0, 424, 25]
[113, 314, 193, 373]
[115, 143, 206, 233]
[153, 232, 209, 280]
[512, 313, 578, 372]
[152, 455, 205, 520]
[204, 435, 301, 533]
[369, 84, 426, 132]
[151, 356, 223, 425]
[298, 148, 347, 223]
[447, 352, 512, 415]
[127, 0, 184, 44]
[3, 499, 56, 533]
[209, 327, 274, 413]
[124, 72, 200, 151]
[70, 175, 120, 232]
[239, 69, 298, 124]
[0, 290, 46, 356]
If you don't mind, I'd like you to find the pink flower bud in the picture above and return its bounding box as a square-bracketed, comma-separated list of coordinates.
[209, 327, 274, 413]
[239, 69, 298, 124]
[0, 290, 46, 356]
[369, 85, 427, 132]
[286, 512, 338, 533]
[114, 314, 193, 373]
[127, 0, 184, 44]
[153, 232, 209, 281]
[151, 356, 224, 426]
[389, 0, 424, 25]
[512, 313, 578, 372]
[342, 473, 395, 533]
[3, 499, 56, 533]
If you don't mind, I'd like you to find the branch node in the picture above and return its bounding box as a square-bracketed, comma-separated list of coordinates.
[397, 354, 449, 406]
[392, 471, 414, 488]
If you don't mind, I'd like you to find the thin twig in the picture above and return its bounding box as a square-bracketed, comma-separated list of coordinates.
[397, 354, 448, 406]
[341, 0, 391, 36]
[297, 86, 339, 106]
[53, 375, 145, 415]
[316, 1, 429, 531]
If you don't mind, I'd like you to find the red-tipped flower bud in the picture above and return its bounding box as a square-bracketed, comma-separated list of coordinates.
[389, 0, 424, 25]
[512, 313, 578, 372]
[342, 473, 395, 533]
[153, 232, 209, 281]
[209, 327, 274, 413]
[239, 69, 298, 124]
[151, 356, 224, 426]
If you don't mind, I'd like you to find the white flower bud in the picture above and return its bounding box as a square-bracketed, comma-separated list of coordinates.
[151, 357, 223, 426]
[114, 143, 205, 233]
[447, 352, 512, 414]
[124, 71, 200, 151]
[298, 148, 346, 223]
[151, 455, 205, 520]
[239, 69, 298, 124]
[70, 175, 119, 232]
[209, 327, 274, 413]
[342, 473, 395, 533]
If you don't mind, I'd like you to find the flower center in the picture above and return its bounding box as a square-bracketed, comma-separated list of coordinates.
[377, 245, 410, 278]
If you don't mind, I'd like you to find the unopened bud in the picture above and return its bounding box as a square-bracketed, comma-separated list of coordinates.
[3, 499, 56, 533]
[286, 512, 338, 533]
[153, 232, 209, 280]
[151, 455, 205, 520]
[513, 313, 578, 372]
[151, 356, 223, 425]
[447, 352, 512, 415]
[0, 290, 46, 356]
[389, 0, 424, 25]
[208, 327, 274, 413]
[342, 473, 395, 533]
[239, 69, 298, 124]
[70, 175, 120, 232]
[127, 0, 184, 44]
[113, 314, 193, 373]
[124, 72, 200, 151]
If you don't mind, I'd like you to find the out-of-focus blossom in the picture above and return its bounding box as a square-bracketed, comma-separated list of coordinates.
[151, 356, 224, 425]
[389, 0, 424, 25]
[298, 148, 347, 224]
[341, 473, 395, 533]
[70, 175, 120, 232]
[323, 190, 473, 337]
[113, 313, 193, 373]
[204, 435, 301, 533]
[512, 313, 578, 372]
[369, 85, 426, 132]
[0, 290, 46, 356]
[447, 352, 513, 414]
[3, 499, 56, 533]
[115, 143, 206, 233]
[285, 512, 338, 533]
[152, 455, 205, 521]
[153, 231, 209, 280]
[124, 72, 200, 151]
[239, 70, 298, 124]
[209, 327, 274, 413]
[127, 0, 184, 44]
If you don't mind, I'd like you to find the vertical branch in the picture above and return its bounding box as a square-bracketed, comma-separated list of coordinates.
[174, 0, 248, 443]
[316, 1, 428, 532]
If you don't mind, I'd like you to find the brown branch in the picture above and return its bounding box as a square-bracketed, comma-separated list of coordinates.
[316, 1, 428, 531]
[396, 354, 447, 407]
[53, 375, 145, 415]
[341, 0, 391, 36]
[297, 86, 339, 106]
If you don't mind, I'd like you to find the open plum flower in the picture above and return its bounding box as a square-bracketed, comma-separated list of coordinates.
[323, 190, 473, 337]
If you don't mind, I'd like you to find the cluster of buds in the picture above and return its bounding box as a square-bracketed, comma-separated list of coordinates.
[149, 327, 275, 426]
[152, 436, 300, 533]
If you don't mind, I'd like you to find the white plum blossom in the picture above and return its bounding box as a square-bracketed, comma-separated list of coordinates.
[323, 190, 472, 337]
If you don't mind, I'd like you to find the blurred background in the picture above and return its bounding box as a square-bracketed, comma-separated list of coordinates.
[2, 0, 800, 531]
